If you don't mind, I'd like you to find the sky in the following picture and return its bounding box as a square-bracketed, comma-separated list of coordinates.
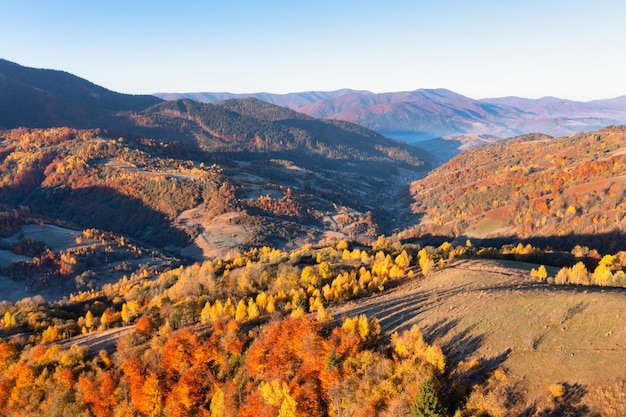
[2, 0, 626, 101]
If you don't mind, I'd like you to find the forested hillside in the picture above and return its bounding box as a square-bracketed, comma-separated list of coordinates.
[1, 237, 625, 416]
[0, 59, 160, 129]
[0, 65, 430, 303]
[0, 120, 427, 299]
[407, 126, 626, 252]
[134, 98, 427, 169]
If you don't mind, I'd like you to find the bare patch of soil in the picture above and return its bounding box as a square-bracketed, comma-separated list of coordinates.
[466, 218, 514, 239]
[105, 158, 201, 180]
[178, 207, 253, 260]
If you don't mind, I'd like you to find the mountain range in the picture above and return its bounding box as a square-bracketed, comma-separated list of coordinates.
[0, 59, 425, 168]
[5, 56, 626, 154]
[156, 88, 626, 141]
[0, 59, 429, 258]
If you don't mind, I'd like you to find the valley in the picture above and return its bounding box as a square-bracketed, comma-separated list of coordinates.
[0, 59, 625, 416]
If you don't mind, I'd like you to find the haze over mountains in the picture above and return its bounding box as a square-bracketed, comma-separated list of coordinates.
[5, 55, 626, 160]
[156, 88, 626, 142]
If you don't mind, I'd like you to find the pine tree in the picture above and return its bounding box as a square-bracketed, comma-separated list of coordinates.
[410, 378, 443, 417]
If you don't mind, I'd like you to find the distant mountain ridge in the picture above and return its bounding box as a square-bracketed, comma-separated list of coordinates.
[154, 89, 366, 110]
[0, 59, 161, 129]
[0, 59, 427, 173]
[157, 88, 626, 140]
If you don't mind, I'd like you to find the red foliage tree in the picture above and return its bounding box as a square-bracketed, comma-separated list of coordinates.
[135, 315, 154, 338]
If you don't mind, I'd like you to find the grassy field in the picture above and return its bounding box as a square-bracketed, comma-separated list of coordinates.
[0, 223, 168, 303]
[178, 208, 252, 260]
[332, 259, 626, 408]
[2, 224, 80, 251]
[0, 224, 82, 302]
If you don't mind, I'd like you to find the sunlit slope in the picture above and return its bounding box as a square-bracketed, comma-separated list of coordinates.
[333, 258, 626, 400]
[408, 127, 626, 252]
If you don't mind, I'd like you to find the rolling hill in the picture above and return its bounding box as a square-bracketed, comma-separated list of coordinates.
[333, 257, 626, 412]
[406, 126, 626, 252]
[0, 60, 436, 305]
[133, 97, 428, 169]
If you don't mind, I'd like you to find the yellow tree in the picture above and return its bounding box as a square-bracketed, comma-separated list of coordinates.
[223, 298, 235, 318]
[247, 299, 260, 321]
[200, 301, 212, 325]
[395, 250, 411, 269]
[569, 262, 589, 285]
[530, 265, 548, 280]
[259, 380, 297, 417]
[316, 305, 333, 323]
[85, 310, 95, 331]
[266, 295, 276, 313]
[418, 249, 434, 276]
[318, 262, 333, 282]
[235, 299, 247, 322]
[2, 312, 16, 331]
[121, 303, 131, 325]
[210, 300, 224, 323]
[256, 292, 268, 310]
[592, 263, 613, 286]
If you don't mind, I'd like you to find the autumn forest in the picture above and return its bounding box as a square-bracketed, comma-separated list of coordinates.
[1, 60, 626, 416]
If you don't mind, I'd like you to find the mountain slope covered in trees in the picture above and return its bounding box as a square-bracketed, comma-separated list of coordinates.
[407, 126, 626, 251]
[133, 97, 427, 169]
[0, 59, 161, 129]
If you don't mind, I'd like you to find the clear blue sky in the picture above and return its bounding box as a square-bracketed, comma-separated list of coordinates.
[2, 0, 626, 100]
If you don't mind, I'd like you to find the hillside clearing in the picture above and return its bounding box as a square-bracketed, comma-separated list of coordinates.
[331, 259, 626, 400]
[178, 208, 252, 260]
[57, 325, 137, 355]
[1, 223, 80, 251]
